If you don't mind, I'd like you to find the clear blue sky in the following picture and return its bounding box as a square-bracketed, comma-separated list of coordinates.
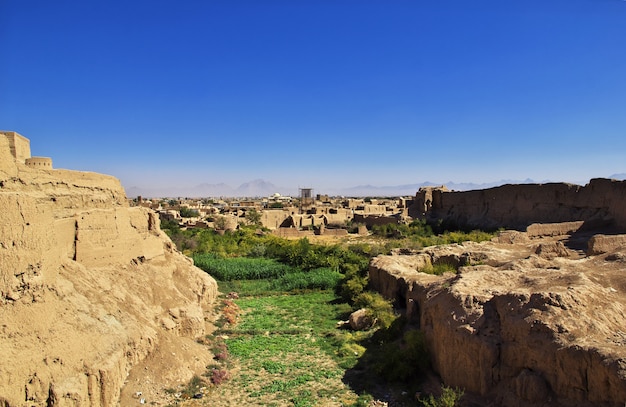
[2, 0, 625, 193]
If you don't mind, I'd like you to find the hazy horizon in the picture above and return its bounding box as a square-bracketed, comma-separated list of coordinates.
[2, 1, 625, 191]
[123, 174, 626, 199]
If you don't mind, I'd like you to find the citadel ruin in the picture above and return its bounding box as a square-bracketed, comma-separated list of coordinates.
[1, 131, 625, 406]
[1, 131, 53, 169]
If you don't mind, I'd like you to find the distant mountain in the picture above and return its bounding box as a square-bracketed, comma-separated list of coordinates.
[235, 179, 283, 197]
[194, 182, 235, 197]
[125, 176, 624, 199]
[124, 179, 295, 199]
[335, 179, 542, 197]
[338, 183, 436, 197]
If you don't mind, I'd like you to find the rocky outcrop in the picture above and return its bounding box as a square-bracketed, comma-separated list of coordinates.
[0, 134, 218, 406]
[409, 179, 626, 232]
[369, 230, 626, 406]
[587, 234, 626, 256]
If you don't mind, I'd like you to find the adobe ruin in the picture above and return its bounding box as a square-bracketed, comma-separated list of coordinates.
[1, 130, 53, 169]
[410, 180, 626, 233]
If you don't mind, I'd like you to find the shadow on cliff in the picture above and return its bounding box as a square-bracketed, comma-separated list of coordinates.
[563, 218, 622, 252]
[340, 316, 441, 405]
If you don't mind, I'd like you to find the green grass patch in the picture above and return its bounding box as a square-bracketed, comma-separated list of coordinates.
[216, 289, 364, 405]
[420, 261, 458, 276]
[193, 254, 295, 280]
[270, 267, 343, 291]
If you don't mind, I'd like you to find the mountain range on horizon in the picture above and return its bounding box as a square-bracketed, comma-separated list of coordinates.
[124, 174, 626, 199]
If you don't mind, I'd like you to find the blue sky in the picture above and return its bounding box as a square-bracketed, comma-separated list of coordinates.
[2, 0, 625, 193]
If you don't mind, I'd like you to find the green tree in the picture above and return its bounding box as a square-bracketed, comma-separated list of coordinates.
[245, 209, 262, 226]
[214, 216, 227, 230]
[179, 207, 200, 218]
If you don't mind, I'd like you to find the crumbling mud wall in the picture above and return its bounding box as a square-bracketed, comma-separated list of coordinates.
[409, 179, 626, 232]
[369, 233, 626, 407]
[0, 135, 218, 406]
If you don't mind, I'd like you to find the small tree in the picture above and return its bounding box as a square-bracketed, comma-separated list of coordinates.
[244, 209, 262, 226]
[214, 216, 227, 230]
[179, 207, 200, 218]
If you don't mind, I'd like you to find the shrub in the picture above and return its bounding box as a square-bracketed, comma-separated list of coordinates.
[212, 341, 229, 361]
[420, 261, 457, 276]
[370, 329, 429, 382]
[337, 262, 369, 303]
[354, 292, 396, 329]
[160, 218, 180, 232]
[180, 375, 207, 398]
[420, 385, 464, 407]
[339, 274, 368, 303]
[248, 243, 267, 258]
[221, 299, 240, 326]
[179, 207, 200, 218]
[208, 368, 230, 386]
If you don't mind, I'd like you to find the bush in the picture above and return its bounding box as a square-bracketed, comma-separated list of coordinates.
[420, 261, 457, 276]
[371, 329, 429, 382]
[354, 292, 396, 329]
[420, 385, 464, 407]
[160, 218, 180, 232]
[180, 207, 200, 218]
[220, 299, 240, 326]
[180, 375, 207, 398]
[337, 263, 368, 302]
[208, 368, 230, 386]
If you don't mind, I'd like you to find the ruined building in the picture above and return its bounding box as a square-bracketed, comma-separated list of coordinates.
[1, 130, 53, 169]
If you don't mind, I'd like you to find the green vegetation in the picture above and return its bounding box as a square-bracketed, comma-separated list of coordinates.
[207, 291, 360, 405]
[159, 219, 492, 405]
[372, 219, 494, 247]
[179, 207, 200, 218]
[244, 208, 262, 225]
[420, 261, 458, 276]
[193, 254, 294, 281]
[420, 385, 464, 407]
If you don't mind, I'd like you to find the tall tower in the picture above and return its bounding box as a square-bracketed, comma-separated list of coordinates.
[299, 188, 314, 214]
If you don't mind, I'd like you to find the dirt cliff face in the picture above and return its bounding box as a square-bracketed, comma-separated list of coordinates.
[0, 136, 218, 406]
[410, 179, 626, 232]
[369, 227, 626, 407]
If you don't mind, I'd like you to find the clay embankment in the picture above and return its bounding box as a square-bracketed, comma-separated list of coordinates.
[370, 224, 626, 406]
[0, 135, 218, 406]
[410, 179, 626, 232]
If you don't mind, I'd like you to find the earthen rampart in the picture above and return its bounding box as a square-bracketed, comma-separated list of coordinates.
[0, 133, 218, 406]
[409, 179, 626, 232]
[353, 213, 400, 228]
[25, 156, 53, 169]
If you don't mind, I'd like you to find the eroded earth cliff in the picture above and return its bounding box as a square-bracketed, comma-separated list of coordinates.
[370, 225, 626, 406]
[0, 134, 218, 406]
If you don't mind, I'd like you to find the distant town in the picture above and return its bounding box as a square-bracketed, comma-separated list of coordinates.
[132, 189, 415, 238]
